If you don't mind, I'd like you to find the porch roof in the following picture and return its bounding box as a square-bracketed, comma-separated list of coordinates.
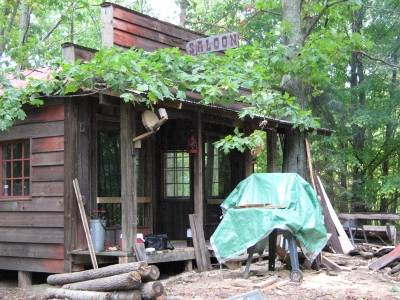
[1, 67, 332, 136]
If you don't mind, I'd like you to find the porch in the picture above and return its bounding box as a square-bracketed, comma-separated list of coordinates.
[68, 240, 270, 272]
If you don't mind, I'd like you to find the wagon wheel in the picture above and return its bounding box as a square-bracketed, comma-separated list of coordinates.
[290, 269, 303, 282]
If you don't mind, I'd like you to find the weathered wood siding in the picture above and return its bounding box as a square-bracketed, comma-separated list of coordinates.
[101, 2, 205, 51]
[0, 102, 65, 273]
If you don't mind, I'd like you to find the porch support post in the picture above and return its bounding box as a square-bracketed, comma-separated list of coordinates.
[120, 101, 137, 253]
[267, 126, 278, 173]
[193, 112, 203, 216]
[244, 122, 254, 177]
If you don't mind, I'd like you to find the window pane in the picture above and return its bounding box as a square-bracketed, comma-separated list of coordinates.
[24, 142, 30, 158]
[166, 184, 174, 197]
[13, 180, 22, 196]
[13, 143, 22, 159]
[13, 161, 22, 177]
[166, 170, 174, 182]
[2, 144, 11, 159]
[2, 162, 11, 178]
[23, 180, 29, 196]
[24, 161, 30, 176]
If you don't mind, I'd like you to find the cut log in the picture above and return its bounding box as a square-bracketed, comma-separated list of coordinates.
[141, 265, 160, 282]
[62, 271, 141, 291]
[369, 245, 400, 270]
[45, 287, 142, 300]
[140, 281, 164, 299]
[47, 261, 148, 285]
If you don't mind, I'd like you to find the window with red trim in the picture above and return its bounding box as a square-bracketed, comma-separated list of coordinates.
[0, 140, 30, 199]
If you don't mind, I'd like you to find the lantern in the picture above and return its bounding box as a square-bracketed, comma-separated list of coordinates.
[187, 131, 198, 154]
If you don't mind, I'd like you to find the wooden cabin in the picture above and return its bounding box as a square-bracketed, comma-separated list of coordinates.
[0, 2, 331, 284]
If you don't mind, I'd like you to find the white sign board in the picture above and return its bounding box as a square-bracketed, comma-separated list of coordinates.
[186, 32, 239, 55]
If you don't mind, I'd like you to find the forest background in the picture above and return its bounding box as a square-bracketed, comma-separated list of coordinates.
[0, 0, 399, 216]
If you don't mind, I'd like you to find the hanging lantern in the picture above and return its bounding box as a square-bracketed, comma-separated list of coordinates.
[187, 131, 198, 154]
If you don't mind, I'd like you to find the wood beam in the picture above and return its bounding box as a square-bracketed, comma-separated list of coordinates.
[120, 101, 136, 253]
[193, 112, 203, 216]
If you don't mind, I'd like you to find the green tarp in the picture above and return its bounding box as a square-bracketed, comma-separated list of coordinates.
[210, 173, 328, 263]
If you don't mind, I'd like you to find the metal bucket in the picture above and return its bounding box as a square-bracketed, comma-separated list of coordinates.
[89, 219, 106, 251]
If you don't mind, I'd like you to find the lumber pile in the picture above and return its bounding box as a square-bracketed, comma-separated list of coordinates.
[368, 244, 400, 276]
[45, 261, 164, 300]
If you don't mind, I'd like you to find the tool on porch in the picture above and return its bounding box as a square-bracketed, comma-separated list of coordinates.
[72, 178, 98, 269]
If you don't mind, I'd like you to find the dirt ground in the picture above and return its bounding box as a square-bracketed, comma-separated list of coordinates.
[2, 249, 400, 300]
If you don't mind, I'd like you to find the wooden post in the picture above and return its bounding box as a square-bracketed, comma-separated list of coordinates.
[244, 122, 254, 177]
[18, 271, 32, 287]
[267, 125, 278, 173]
[193, 112, 203, 216]
[189, 214, 211, 272]
[120, 101, 137, 254]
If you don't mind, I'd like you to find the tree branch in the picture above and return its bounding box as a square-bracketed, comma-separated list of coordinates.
[302, 0, 348, 42]
[352, 50, 400, 69]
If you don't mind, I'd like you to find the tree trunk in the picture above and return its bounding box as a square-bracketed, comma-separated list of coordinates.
[140, 281, 164, 299]
[47, 261, 148, 286]
[62, 271, 141, 291]
[279, 0, 311, 178]
[282, 128, 308, 179]
[178, 0, 188, 27]
[45, 288, 142, 300]
[141, 265, 160, 282]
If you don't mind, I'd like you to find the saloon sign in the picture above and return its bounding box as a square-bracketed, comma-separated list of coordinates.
[186, 32, 239, 55]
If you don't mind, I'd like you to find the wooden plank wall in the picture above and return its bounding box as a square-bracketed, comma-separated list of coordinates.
[0, 102, 65, 273]
[101, 2, 205, 51]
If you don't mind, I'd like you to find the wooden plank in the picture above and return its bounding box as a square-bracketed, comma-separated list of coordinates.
[32, 165, 64, 181]
[189, 214, 211, 272]
[315, 175, 354, 254]
[305, 138, 316, 191]
[133, 243, 147, 263]
[233, 204, 286, 209]
[32, 136, 65, 153]
[0, 212, 64, 227]
[110, 4, 202, 42]
[369, 245, 400, 270]
[31, 151, 64, 166]
[321, 255, 343, 273]
[0, 242, 64, 259]
[97, 197, 151, 204]
[337, 213, 400, 221]
[113, 19, 187, 50]
[13, 104, 65, 125]
[0, 256, 65, 273]
[73, 178, 98, 269]
[0, 121, 64, 140]
[30, 181, 64, 197]
[0, 227, 63, 243]
[0, 197, 64, 212]
[267, 124, 278, 172]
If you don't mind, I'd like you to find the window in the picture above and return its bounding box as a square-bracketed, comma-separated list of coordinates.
[0, 140, 30, 198]
[205, 138, 231, 198]
[164, 151, 190, 198]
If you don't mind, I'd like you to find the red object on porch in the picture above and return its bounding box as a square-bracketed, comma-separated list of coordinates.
[187, 132, 198, 154]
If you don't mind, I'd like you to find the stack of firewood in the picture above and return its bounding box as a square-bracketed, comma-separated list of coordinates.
[45, 261, 164, 300]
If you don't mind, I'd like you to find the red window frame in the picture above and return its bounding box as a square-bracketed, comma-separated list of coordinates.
[0, 140, 30, 199]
